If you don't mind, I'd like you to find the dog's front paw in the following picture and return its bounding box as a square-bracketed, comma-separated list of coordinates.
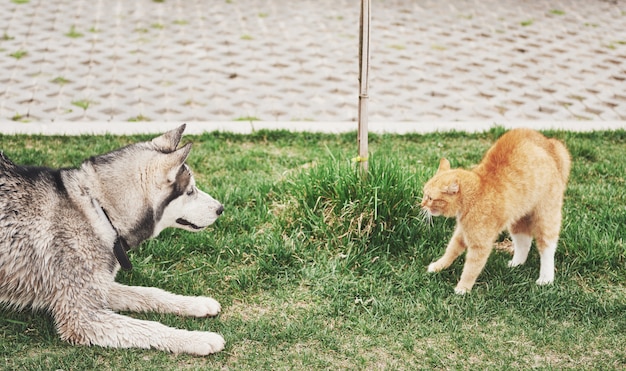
[454, 285, 470, 295]
[187, 297, 221, 317]
[183, 331, 225, 356]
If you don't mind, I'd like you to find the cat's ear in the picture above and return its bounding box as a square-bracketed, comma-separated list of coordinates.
[437, 158, 451, 173]
[444, 181, 459, 195]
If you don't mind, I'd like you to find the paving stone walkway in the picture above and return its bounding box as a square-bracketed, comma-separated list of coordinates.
[0, 0, 625, 127]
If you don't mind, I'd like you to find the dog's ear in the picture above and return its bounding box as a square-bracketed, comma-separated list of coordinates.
[152, 124, 187, 152]
[165, 142, 192, 183]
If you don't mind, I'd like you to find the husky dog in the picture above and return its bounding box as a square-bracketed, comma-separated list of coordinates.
[0, 125, 226, 355]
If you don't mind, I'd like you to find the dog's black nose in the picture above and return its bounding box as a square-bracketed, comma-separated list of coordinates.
[216, 205, 224, 216]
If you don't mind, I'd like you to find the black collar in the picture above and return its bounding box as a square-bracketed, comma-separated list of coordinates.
[112, 235, 133, 271]
[92, 199, 133, 271]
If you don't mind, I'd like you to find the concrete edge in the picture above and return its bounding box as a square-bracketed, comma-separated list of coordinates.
[0, 121, 625, 135]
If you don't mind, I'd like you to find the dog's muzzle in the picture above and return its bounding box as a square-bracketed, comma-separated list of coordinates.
[175, 204, 224, 230]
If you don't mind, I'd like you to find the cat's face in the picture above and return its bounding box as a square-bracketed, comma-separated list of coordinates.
[421, 158, 460, 218]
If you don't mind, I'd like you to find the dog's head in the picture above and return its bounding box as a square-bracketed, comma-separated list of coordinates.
[90, 124, 223, 247]
[150, 125, 224, 236]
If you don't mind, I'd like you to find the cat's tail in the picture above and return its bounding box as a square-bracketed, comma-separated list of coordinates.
[548, 138, 571, 184]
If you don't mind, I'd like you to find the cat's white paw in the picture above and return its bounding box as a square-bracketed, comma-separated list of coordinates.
[507, 259, 522, 268]
[454, 286, 469, 295]
[508, 252, 529, 267]
[428, 262, 442, 273]
[187, 297, 221, 317]
[535, 275, 554, 286]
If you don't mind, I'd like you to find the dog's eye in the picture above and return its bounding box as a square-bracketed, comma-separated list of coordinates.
[186, 188, 195, 196]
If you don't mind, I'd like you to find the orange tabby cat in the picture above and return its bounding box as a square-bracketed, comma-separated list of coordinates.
[421, 128, 571, 294]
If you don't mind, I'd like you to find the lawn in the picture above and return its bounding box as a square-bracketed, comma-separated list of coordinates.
[0, 128, 624, 370]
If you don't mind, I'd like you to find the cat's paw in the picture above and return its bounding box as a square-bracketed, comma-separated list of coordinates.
[535, 276, 554, 286]
[428, 262, 443, 273]
[508, 254, 528, 267]
[454, 281, 474, 294]
[507, 259, 522, 268]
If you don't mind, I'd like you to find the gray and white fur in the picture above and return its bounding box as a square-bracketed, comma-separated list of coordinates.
[0, 125, 226, 355]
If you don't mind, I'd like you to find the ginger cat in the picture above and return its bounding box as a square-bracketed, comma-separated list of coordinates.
[421, 128, 571, 294]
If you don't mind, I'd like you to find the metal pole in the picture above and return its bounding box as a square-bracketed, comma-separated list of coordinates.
[357, 0, 370, 175]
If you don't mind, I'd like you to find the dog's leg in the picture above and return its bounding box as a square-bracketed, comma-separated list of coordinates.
[107, 282, 220, 317]
[55, 307, 225, 355]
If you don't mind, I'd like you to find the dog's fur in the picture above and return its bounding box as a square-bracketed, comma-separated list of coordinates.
[0, 125, 226, 355]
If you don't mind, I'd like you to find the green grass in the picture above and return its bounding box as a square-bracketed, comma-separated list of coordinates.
[0, 129, 624, 369]
[50, 76, 72, 85]
[234, 116, 261, 121]
[65, 26, 84, 38]
[127, 114, 151, 122]
[8, 50, 27, 59]
[521, 19, 534, 27]
[71, 99, 91, 110]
